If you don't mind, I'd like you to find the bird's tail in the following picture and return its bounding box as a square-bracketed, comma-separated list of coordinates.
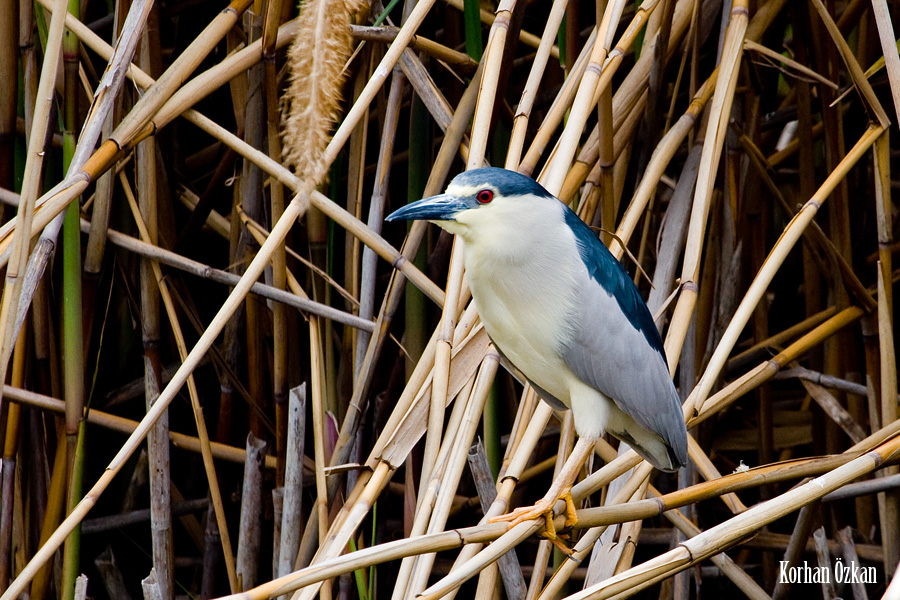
[614, 428, 687, 473]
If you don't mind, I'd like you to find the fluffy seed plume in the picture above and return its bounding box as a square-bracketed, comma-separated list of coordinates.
[282, 0, 361, 183]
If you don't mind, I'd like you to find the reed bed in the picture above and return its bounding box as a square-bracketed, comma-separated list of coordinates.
[0, 0, 899, 598]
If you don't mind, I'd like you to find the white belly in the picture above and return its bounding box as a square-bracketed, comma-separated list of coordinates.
[465, 245, 579, 406]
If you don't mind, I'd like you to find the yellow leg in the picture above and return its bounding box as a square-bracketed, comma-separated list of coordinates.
[561, 488, 578, 529]
[489, 436, 596, 547]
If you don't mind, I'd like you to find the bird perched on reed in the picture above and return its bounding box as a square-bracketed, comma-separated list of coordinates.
[387, 167, 688, 544]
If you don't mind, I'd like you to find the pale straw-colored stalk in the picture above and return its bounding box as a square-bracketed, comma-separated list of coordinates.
[0, 0, 69, 420]
[291, 320, 490, 600]
[441, 0, 556, 56]
[2, 383, 285, 468]
[505, 0, 568, 169]
[538, 0, 628, 192]
[407, 355, 499, 598]
[517, 26, 596, 176]
[390, 375, 478, 600]
[868, 0, 900, 123]
[664, 0, 749, 369]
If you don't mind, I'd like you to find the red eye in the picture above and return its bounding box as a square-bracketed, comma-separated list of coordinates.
[476, 189, 493, 204]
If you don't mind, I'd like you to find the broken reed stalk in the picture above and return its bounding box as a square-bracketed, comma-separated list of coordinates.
[135, 28, 175, 595]
[277, 386, 306, 581]
[119, 172, 239, 591]
[0, 180, 313, 600]
[237, 435, 266, 591]
[230, 207, 332, 586]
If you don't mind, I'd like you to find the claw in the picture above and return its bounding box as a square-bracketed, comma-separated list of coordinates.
[488, 436, 596, 554]
[488, 489, 579, 554]
[544, 530, 574, 555]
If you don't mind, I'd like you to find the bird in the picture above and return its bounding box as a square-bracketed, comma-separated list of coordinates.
[386, 167, 688, 543]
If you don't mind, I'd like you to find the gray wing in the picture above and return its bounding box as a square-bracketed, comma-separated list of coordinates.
[494, 344, 569, 411]
[560, 277, 688, 467]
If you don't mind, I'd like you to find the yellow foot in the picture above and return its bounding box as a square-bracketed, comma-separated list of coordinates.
[489, 490, 579, 554]
[489, 498, 554, 529]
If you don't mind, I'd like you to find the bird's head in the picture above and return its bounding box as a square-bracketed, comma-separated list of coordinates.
[386, 167, 557, 241]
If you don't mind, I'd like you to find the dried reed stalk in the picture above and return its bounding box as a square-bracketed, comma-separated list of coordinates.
[4, 0, 898, 598]
[119, 171, 239, 591]
[2, 384, 284, 469]
[0, 179, 314, 600]
[0, 0, 69, 440]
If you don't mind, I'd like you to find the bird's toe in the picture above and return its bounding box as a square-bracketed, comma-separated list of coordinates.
[488, 499, 554, 529]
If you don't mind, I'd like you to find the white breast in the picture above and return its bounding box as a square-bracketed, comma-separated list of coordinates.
[461, 205, 582, 405]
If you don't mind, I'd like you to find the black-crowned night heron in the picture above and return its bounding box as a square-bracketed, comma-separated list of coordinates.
[387, 167, 688, 543]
